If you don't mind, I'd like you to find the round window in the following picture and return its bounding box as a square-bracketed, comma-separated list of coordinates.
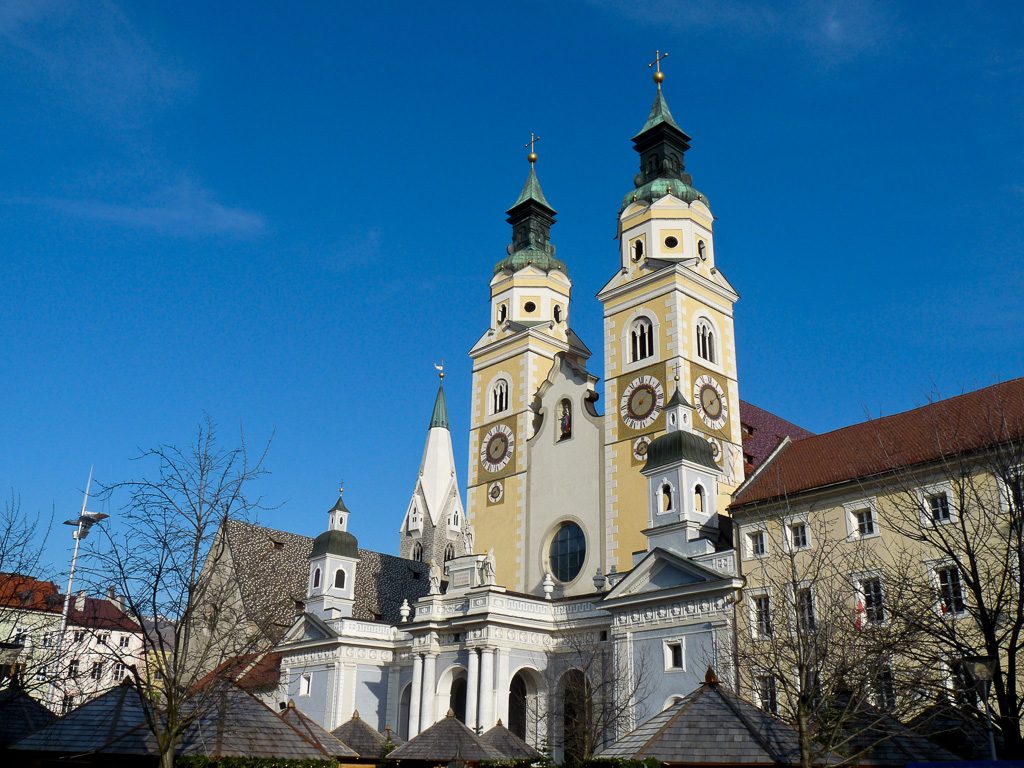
[524, 301, 537, 313]
[664, 236, 679, 249]
[549, 522, 586, 583]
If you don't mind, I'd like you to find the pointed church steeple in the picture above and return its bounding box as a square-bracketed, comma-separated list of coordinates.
[400, 366, 472, 563]
[622, 58, 709, 212]
[495, 138, 566, 275]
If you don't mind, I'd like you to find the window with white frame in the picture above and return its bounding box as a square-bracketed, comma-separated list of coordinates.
[856, 575, 886, 625]
[113, 661, 127, 681]
[300, 673, 312, 696]
[695, 318, 717, 364]
[751, 593, 773, 638]
[312, 568, 321, 589]
[334, 569, 346, 589]
[754, 674, 778, 714]
[490, 379, 510, 414]
[664, 640, 684, 670]
[90, 661, 104, 681]
[935, 564, 966, 615]
[68, 658, 80, 677]
[796, 587, 817, 633]
[874, 664, 896, 710]
[845, 500, 878, 538]
[630, 317, 654, 362]
[926, 491, 952, 523]
[784, 516, 810, 551]
[746, 529, 768, 558]
[119, 635, 130, 649]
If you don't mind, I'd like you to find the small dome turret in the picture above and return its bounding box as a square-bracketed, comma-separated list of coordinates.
[311, 529, 359, 559]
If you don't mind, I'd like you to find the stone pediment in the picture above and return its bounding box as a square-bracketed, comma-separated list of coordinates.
[281, 612, 338, 644]
[603, 548, 726, 601]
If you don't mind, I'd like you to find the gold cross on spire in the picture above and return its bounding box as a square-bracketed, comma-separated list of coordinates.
[648, 50, 669, 89]
[525, 132, 540, 164]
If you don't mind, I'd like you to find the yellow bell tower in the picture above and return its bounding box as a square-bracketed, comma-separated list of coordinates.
[598, 57, 743, 573]
[466, 142, 592, 591]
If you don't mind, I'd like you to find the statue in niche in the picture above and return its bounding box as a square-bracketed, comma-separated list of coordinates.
[428, 559, 442, 595]
[559, 399, 572, 441]
[481, 549, 496, 586]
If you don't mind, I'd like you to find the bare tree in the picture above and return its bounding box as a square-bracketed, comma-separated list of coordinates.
[0, 493, 57, 698]
[874, 401, 1024, 758]
[543, 622, 653, 766]
[83, 418, 272, 768]
[735, 513, 926, 768]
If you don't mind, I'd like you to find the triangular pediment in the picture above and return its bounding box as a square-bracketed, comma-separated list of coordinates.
[281, 611, 338, 644]
[604, 548, 725, 600]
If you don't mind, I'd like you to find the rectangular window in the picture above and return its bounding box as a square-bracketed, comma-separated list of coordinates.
[113, 662, 126, 681]
[854, 508, 875, 536]
[68, 659, 80, 678]
[12, 628, 27, 646]
[937, 565, 966, 614]
[874, 665, 896, 710]
[747, 530, 767, 557]
[35, 663, 50, 680]
[41, 632, 55, 648]
[665, 641, 684, 670]
[119, 635, 131, 649]
[928, 492, 951, 523]
[789, 522, 809, 550]
[753, 595, 773, 638]
[61, 694, 75, 714]
[754, 675, 778, 714]
[299, 672, 312, 696]
[796, 588, 816, 632]
[72, 630, 86, 644]
[861, 577, 885, 624]
[90, 662, 104, 681]
[97, 632, 110, 646]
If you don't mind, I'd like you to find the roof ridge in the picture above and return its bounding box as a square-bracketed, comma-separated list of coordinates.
[635, 684, 706, 754]
[710, 683, 792, 762]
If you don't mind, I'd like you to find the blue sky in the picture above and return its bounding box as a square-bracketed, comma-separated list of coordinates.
[2, 1, 1022, 572]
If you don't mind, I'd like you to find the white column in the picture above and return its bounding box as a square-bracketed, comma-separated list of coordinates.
[408, 654, 423, 738]
[466, 648, 479, 731]
[479, 647, 495, 729]
[496, 648, 510, 726]
[420, 653, 438, 730]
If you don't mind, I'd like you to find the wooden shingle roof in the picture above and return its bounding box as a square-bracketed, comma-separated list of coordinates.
[280, 700, 359, 758]
[481, 719, 544, 761]
[600, 671, 817, 765]
[0, 685, 57, 747]
[387, 709, 505, 762]
[332, 709, 402, 757]
[733, 378, 1024, 508]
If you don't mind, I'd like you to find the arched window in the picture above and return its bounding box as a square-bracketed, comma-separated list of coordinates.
[497, 304, 508, 324]
[630, 317, 654, 362]
[491, 379, 510, 414]
[694, 485, 706, 514]
[661, 483, 673, 513]
[444, 544, 455, 562]
[449, 677, 467, 723]
[334, 569, 346, 589]
[312, 568, 321, 589]
[412, 542, 423, 562]
[698, 240, 707, 260]
[695, 319, 717, 364]
[553, 305, 563, 323]
[632, 240, 644, 262]
[558, 398, 572, 441]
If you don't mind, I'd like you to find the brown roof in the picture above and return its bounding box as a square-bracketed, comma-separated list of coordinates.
[280, 701, 359, 758]
[739, 400, 814, 474]
[0, 573, 141, 632]
[387, 709, 505, 762]
[733, 378, 1024, 508]
[332, 709, 401, 757]
[192, 651, 282, 693]
[481, 720, 544, 761]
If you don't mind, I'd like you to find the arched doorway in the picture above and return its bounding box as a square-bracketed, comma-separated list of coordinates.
[508, 668, 545, 748]
[509, 673, 528, 738]
[450, 676, 467, 723]
[561, 669, 592, 766]
[398, 684, 412, 739]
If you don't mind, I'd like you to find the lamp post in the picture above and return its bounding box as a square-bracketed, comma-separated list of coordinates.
[964, 654, 998, 761]
[48, 471, 109, 712]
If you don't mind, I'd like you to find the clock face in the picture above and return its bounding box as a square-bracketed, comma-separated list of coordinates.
[480, 424, 515, 473]
[706, 436, 723, 465]
[619, 375, 665, 431]
[487, 480, 504, 503]
[693, 374, 728, 430]
[632, 436, 652, 462]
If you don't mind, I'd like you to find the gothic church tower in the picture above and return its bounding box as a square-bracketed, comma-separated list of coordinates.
[466, 149, 596, 592]
[598, 64, 743, 572]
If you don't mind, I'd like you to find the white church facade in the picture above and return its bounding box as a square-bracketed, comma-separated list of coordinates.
[273, 72, 754, 761]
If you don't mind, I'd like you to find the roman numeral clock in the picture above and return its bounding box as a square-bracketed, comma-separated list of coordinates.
[619, 374, 665, 431]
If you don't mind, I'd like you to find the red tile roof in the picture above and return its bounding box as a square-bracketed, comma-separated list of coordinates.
[738, 400, 813, 474]
[732, 378, 1024, 508]
[0, 574, 141, 632]
[192, 651, 282, 693]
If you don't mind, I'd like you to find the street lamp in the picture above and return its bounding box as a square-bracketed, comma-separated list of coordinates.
[964, 654, 997, 761]
[48, 470, 109, 711]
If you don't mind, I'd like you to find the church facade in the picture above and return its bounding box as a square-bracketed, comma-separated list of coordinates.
[273, 72, 756, 761]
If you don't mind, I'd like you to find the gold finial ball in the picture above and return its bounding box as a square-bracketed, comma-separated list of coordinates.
[653, 70, 665, 84]
[527, 151, 538, 164]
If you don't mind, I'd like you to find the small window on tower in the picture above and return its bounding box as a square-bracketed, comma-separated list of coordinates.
[664, 235, 679, 249]
[630, 317, 654, 362]
[632, 240, 644, 262]
[660, 483, 673, 513]
[497, 304, 507, 324]
[554, 305, 563, 323]
[698, 240, 707, 260]
[412, 542, 423, 562]
[694, 485, 705, 514]
[524, 301, 537, 313]
[491, 379, 510, 414]
[444, 544, 455, 562]
[334, 569, 346, 589]
[312, 568, 321, 589]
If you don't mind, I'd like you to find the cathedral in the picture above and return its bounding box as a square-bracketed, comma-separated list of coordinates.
[264, 66, 803, 761]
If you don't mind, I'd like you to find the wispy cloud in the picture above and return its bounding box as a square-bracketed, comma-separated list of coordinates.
[22, 180, 265, 238]
[589, 0, 898, 62]
[0, 0, 191, 126]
